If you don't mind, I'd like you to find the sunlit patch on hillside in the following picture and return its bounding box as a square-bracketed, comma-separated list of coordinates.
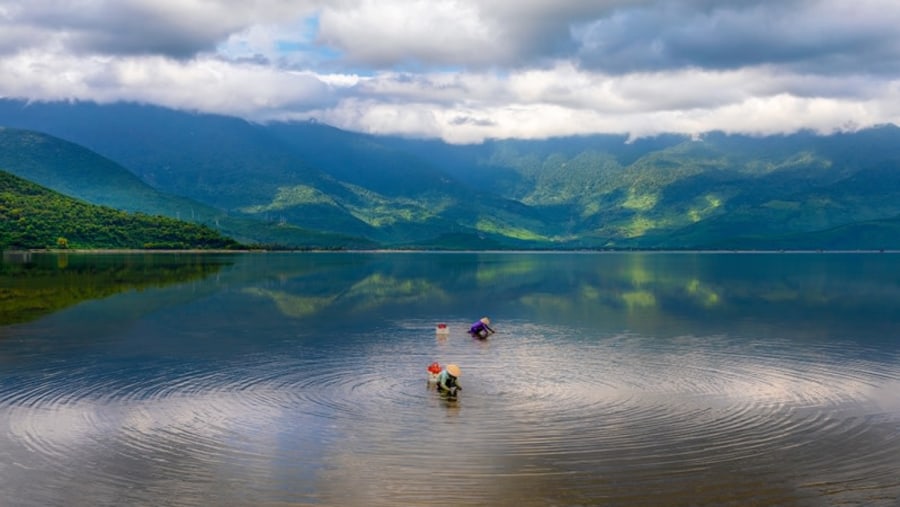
[475, 218, 548, 241]
[622, 217, 657, 238]
[239, 185, 336, 213]
[745, 151, 829, 175]
[349, 204, 421, 227]
[688, 194, 723, 222]
[581, 200, 602, 218]
[622, 189, 658, 211]
[350, 202, 451, 227]
[343, 184, 451, 227]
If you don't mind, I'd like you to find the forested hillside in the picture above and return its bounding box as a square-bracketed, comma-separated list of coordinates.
[0, 170, 243, 250]
[2, 100, 900, 250]
[0, 127, 376, 249]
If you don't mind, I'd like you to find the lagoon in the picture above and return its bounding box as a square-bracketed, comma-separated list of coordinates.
[1, 251, 899, 506]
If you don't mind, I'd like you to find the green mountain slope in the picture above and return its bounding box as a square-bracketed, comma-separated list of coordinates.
[2, 99, 900, 250]
[0, 103, 390, 243]
[395, 128, 900, 248]
[0, 170, 243, 250]
[0, 127, 376, 249]
[0, 102, 555, 247]
[0, 126, 242, 232]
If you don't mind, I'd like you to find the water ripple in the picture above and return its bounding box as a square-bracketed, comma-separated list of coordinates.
[1, 325, 899, 506]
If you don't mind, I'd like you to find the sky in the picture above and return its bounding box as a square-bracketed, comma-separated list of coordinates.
[2, 0, 900, 144]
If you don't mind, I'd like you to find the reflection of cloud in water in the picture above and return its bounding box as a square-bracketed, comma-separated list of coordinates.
[4, 252, 900, 506]
[306, 324, 900, 505]
[597, 333, 900, 414]
[867, 380, 900, 413]
[2, 321, 898, 506]
[4, 382, 330, 505]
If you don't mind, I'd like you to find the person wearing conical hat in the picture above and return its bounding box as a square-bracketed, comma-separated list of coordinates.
[468, 316, 494, 339]
[436, 364, 462, 396]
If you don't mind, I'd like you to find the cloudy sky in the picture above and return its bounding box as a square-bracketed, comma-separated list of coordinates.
[2, 0, 900, 143]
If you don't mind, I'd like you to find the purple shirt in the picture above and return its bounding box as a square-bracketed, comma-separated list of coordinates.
[470, 321, 489, 334]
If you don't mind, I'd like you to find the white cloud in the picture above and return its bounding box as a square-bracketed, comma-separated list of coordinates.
[317, 0, 500, 68]
[2, 0, 900, 142]
[0, 52, 333, 117]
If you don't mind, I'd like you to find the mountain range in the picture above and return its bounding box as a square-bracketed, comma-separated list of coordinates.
[1, 99, 899, 250]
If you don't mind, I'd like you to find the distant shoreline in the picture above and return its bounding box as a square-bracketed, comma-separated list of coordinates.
[10, 248, 260, 254]
[4, 248, 898, 256]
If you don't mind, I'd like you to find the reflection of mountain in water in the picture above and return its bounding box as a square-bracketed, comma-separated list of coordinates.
[5, 252, 899, 343]
[2, 252, 898, 507]
[0, 252, 232, 326]
[233, 252, 900, 342]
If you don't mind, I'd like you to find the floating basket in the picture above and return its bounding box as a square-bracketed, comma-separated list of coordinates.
[427, 361, 441, 382]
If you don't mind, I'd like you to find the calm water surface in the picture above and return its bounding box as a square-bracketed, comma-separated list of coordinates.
[1, 251, 899, 506]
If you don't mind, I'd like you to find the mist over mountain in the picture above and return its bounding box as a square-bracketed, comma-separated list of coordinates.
[1, 99, 899, 250]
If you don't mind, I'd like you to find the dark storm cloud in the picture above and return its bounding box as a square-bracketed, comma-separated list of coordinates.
[9, 2, 232, 58]
[0, 0, 309, 59]
[572, 1, 900, 75]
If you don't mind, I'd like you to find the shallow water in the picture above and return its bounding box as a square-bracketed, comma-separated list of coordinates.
[1, 251, 899, 506]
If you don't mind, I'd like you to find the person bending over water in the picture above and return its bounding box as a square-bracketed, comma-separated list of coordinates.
[469, 317, 494, 339]
[436, 364, 462, 397]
